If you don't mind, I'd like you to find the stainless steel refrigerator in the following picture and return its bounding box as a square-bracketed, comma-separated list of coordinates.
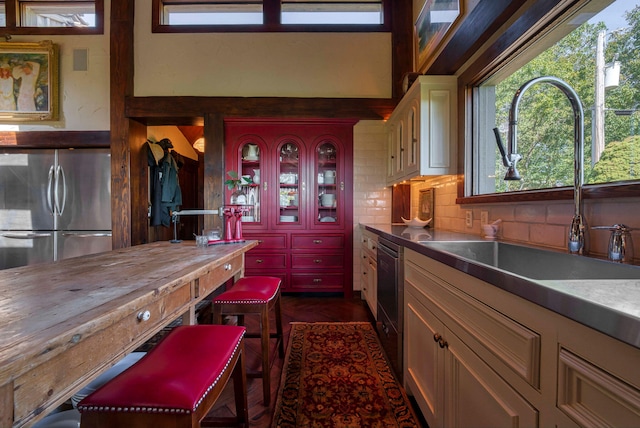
[0, 148, 112, 270]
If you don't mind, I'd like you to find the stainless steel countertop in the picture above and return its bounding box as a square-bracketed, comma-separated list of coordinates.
[362, 223, 640, 350]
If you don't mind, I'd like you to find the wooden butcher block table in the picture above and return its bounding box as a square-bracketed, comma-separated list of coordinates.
[0, 240, 257, 427]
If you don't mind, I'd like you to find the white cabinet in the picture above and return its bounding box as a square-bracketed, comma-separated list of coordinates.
[359, 229, 377, 317]
[386, 76, 457, 185]
[404, 247, 640, 427]
[405, 252, 539, 428]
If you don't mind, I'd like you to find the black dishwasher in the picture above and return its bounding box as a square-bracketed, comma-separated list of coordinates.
[376, 237, 404, 381]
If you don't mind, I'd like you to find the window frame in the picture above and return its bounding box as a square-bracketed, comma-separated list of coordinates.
[1, 0, 104, 35]
[456, 0, 640, 205]
[151, 0, 391, 33]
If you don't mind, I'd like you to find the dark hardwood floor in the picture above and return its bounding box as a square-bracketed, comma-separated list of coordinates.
[204, 293, 377, 426]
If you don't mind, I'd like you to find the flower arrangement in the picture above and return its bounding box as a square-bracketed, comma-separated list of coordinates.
[225, 171, 253, 190]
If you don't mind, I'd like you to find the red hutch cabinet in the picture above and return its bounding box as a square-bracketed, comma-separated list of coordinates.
[225, 119, 355, 297]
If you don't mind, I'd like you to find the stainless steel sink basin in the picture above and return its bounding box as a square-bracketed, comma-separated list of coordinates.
[417, 240, 640, 280]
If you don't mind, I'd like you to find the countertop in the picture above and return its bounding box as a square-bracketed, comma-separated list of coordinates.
[362, 224, 640, 350]
[0, 240, 257, 427]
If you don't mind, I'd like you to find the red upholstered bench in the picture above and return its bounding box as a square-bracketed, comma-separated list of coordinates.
[212, 276, 284, 406]
[78, 325, 248, 428]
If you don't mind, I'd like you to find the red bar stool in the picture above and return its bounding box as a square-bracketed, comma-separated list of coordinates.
[212, 276, 284, 406]
[78, 325, 248, 428]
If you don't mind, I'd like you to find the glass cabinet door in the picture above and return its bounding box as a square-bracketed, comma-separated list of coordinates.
[277, 140, 301, 225]
[238, 141, 262, 223]
[316, 140, 339, 224]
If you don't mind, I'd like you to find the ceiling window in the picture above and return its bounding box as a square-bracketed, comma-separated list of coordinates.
[20, 1, 95, 27]
[0, 3, 6, 27]
[281, 0, 383, 25]
[470, 0, 640, 196]
[162, 1, 263, 25]
[1, 0, 102, 33]
[154, 0, 388, 32]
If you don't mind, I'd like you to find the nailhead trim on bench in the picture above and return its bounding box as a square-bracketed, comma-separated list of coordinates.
[78, 327, 245, 415]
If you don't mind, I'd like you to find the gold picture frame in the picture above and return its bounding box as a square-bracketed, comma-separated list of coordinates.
[0, 40, 59, 122]
[415, 0, 462, 73]
[418, 188, 434, 222]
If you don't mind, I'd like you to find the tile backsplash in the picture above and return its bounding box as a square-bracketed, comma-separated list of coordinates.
[411, 175, 640, 263]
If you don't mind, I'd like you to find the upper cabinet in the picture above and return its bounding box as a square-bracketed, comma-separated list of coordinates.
[386, 76, 457, 185]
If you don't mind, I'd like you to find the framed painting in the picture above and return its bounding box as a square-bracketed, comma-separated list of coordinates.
[418, 188, 434, 222]
[0, 40, 59, 121]
[415, 0, 461, 73]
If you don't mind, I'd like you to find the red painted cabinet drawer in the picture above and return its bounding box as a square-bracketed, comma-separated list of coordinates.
[245, 253, 287, 269]
[245, 234, 288, 249]
[291, 254, 344, 269]
[290, 273, 344, 290]
[291, 234, 344, 249]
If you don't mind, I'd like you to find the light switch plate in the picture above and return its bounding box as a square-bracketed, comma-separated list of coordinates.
[465, 210, 473, 228]
[481, 211, 489, 225]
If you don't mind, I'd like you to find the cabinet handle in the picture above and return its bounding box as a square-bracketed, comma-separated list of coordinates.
[313, 239, 323, 244]
[433, 333, 441, 342]
[256, 259, 264, 264]
[438, 337, 449, 349]
[313, 259, 322, 264]
[363, 255, 367, 259]
[340, 181, 344, 190]
[137, 310, 151, 322]
[313, 278, 322, 283]
[363, 271, 367, 275]
[224, 263, 232, 271]
[258, 240, 264, 244]
[263, 181, 267, 191]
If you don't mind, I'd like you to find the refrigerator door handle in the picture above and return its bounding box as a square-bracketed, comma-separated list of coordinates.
[61, 232, 112, 238]
[47, 165, 55, 215]
[1, 232, 53, 239]
[54, 165, 67, 216]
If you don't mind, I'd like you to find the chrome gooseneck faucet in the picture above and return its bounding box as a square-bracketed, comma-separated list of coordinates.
[493, 76, 586, 254]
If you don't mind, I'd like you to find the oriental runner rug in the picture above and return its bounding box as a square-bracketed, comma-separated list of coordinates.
[271, 322, 420, 427]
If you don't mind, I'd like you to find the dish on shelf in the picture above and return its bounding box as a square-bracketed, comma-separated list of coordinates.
[280, 215, 298, 222]
[320, 216, 336, 222]
[401, 217, 432, 228]
[243, 155, 259, 161]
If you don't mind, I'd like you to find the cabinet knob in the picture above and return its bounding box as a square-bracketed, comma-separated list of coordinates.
[313, 278, 322, 283]
[224, 263, 232, 270]
[313, 239, 323, 244]
[137, 310, 151, 322]
[256, 259, 264, 264]
[313, 259, 322, 264]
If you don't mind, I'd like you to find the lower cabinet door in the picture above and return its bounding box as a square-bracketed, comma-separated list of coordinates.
[444, 327, 539, 428]
[405, 293, 444, 428]
[405, 289, 538, 428]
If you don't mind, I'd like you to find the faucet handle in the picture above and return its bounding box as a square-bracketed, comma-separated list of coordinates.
[592, 224, 634, 263]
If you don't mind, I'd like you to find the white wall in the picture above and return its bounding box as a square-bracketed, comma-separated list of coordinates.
[1, 5, 111, 131]
[133, 0, 392, 98]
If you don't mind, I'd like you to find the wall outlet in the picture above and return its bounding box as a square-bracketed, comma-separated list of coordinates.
[465, 210, 473, 228]
[481, 211, 489, 225]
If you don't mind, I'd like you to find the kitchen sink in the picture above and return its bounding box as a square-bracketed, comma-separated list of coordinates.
[417, 240, 640, 280]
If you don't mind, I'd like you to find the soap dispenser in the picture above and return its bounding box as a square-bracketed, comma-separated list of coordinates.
[592, 224, 634, 263]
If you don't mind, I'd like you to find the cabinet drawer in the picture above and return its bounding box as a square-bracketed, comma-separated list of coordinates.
[245, 234, 287, 249]
[13, 284, 192, 422]
[198, 254, 243, 297]
[246, 253, 287, 269]
[557, 348, 640, 426]
[291, 254, 344, 269]
[291, 234, 344, 249]
[290, 272, 344, 290]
